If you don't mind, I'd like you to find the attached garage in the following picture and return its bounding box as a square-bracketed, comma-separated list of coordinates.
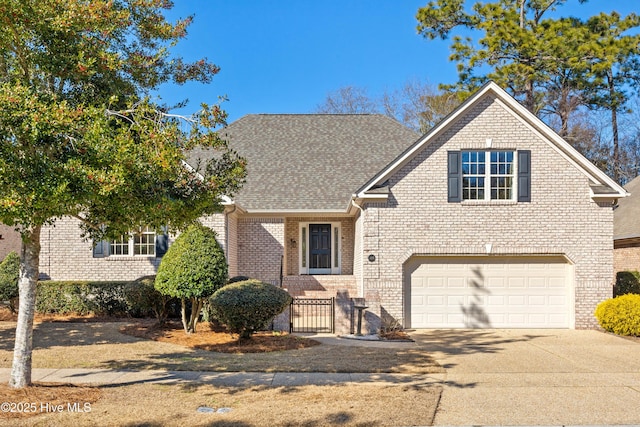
[405, 256, 573, 329]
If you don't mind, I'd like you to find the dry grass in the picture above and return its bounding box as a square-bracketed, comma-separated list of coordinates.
[0, 381, 441, 426]
[0, 312, 443, 425]
[0, 320, 443, 374]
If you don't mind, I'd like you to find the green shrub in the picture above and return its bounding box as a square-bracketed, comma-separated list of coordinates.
[36, 281, 131, 315]
[614, 271, 640, 296]
[125, 276, 176, 324]
[210, 279, 292, 339]
[594, 294, 640, 336]
[155, 223, 228, 333]
[0, 252, 20, 313]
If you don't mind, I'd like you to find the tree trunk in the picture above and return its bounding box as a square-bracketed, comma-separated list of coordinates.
[9, 226, 41, 389]
[181, 298, 189, 333]
[188, 298, 203, 333]
[608, 69, 620, 183]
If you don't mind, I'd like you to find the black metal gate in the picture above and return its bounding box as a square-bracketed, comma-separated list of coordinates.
[290, 297, 334, 333]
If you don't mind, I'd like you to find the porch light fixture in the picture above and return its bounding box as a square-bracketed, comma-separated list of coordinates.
[290, 239, 297, 249]
[368, 254, 376, 262]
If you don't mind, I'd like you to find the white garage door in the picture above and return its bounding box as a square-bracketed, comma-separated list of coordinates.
[408, 256, 572, 328]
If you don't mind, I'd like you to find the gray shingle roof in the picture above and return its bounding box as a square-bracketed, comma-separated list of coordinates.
[614, 176, 640, 240]
[187, 114, 419, 211]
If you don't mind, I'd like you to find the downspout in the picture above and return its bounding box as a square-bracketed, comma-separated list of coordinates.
[351, 198, 364, 298]
[224, 204, 236, 275]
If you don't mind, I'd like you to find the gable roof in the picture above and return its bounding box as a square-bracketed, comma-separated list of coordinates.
[355, 81, 627, 201]
[614, 175, 640, 241]
[187, 114, 420, 212]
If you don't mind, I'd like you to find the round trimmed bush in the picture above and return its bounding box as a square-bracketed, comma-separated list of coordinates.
[209, 279, 292, 339]
[594, 294, 640, 336]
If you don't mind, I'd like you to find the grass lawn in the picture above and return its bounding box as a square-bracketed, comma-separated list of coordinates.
[0, 317, 443, 426]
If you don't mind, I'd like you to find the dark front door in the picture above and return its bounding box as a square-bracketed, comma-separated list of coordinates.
[309, 224, 331, 273]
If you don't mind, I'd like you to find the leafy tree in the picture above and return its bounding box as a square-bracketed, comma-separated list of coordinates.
[0, 252, 19, 313]
[416, 1, 640, 183]
[580, 12, 640, 182]
[155, 223, 228, 334]
[416, 0, 590, 112]
[0, 1, 245, 388]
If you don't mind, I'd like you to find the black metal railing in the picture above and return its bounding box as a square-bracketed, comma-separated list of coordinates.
[290, 297, 334, 333]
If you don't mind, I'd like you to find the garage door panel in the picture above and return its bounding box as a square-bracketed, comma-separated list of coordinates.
[549, 277, 566, 287]
[409, 256, 571, 328]
[549, 295, 566, 305]
[528, 295, 545, 305]
[508, 295, 526, 305]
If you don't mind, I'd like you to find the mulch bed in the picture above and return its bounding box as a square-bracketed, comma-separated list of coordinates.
[120, 320, 322, 353]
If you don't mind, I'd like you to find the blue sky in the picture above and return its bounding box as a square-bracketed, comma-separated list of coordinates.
[158, 1, 638, 124]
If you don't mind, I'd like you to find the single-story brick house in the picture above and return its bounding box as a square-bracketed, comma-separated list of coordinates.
[40, 82, 626, 331]
[614, 175, 640, 273]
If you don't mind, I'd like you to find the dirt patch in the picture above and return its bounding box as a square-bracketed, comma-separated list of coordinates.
[1, 382, 441, 426]
[120, 320, 322, 353]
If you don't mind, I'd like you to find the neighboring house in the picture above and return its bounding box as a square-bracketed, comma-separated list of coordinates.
[613, 175, 640, 273]
[40, 82, 626, 330]
[0, 224, 21, 261]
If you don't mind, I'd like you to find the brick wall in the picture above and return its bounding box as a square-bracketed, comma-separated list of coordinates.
[614, 246, 640, 273]
[40, 217, 164, 281]
[40, 215, 229, 281]
[236, 217, 284, 284]
[360, 94, 615, 329]
[0, 224, 21, 261]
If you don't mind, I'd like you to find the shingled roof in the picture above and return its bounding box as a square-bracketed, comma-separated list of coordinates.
[614, 175, 640, 241]
[187, 114, 420, 211]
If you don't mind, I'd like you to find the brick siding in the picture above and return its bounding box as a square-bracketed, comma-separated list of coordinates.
[614, 246, 640, 273]
[359, 94, 615, 329]
[0, 225, 21, 261]
[236, 217, 284, 285]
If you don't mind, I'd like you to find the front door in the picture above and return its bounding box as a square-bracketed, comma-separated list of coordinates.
[309, 224, 331, 274]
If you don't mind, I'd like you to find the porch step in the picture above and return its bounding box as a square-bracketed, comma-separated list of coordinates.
[282, 275, 357, 298]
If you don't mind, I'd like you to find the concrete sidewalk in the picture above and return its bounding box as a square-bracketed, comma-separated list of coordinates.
[0, 368, 443, 388]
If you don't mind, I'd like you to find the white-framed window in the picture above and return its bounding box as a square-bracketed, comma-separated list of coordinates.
[94, 226, 168, 259]
[110, 227, 156, 257]
[462, 150, 514, 201]
[298, 222, 341, 275]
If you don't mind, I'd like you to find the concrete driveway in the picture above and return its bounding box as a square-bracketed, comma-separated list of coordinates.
[411, 329, 640, 426]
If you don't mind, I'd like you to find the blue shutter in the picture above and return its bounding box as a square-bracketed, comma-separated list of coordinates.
[518, 150, 531, 202]
[92, 240, 109, 258]
[448, 151, 462, 202]
[155, 234, 169, 257]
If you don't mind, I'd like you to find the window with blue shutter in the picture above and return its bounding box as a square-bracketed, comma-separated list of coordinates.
[449, 149, 530, 202]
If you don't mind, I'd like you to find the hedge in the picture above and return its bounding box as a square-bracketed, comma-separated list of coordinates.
[35, 280, 175, 319]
